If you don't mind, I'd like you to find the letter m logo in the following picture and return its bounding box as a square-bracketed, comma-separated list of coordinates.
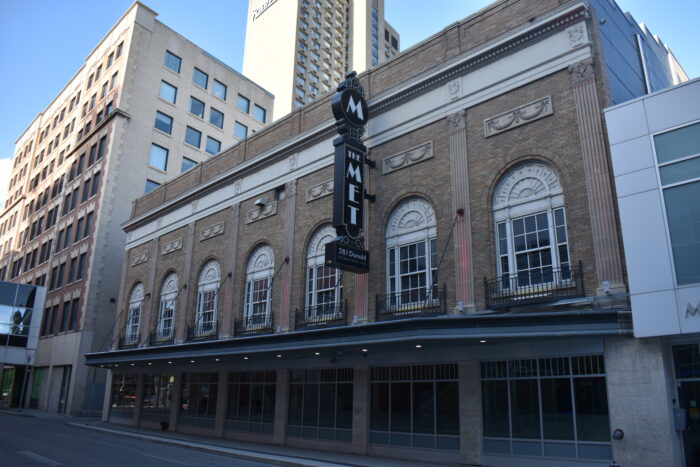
[687, 301, 700, 317]
[346, 95, 364, 121]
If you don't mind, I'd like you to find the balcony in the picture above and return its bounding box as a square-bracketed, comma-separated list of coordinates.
[186, 322, 217, 341]
[148, 328, 174, 346]
[235, 315, 273, 337]
[295, 301, 346, 330]
[484, 262, 584, 309]
[376, 286, 446, 321]
[118, 333, 139, 349]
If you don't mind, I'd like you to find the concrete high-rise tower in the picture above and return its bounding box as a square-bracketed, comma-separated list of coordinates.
[243, 0, 400, 120]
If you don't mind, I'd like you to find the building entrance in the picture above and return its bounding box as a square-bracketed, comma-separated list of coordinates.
[673, 344, 700, 467]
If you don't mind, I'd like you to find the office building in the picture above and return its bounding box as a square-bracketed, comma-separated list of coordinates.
[243, 0, 399, 119]
[0, 1, 273, 415]
[88, 0, 685, 465]
[606, 77, 700, 467]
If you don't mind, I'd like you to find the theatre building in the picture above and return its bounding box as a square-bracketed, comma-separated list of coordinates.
[86, 1, 686, 465]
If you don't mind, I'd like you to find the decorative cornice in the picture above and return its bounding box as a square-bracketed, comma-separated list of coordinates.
[131, 251, 149, 266]
[246, 201, 277, 224]
[200, 222, 225, 241]
[306, 180, 334, 202]
[484, 95, 553, 137]
[162, 237, 183, 255]
[382, 141, 434, 175]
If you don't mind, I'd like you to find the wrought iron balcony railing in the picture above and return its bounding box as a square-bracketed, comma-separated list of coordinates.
[186, 322, 217, 341]
[376, 286, 446, 321]
[295, 301, 346, 330]
[235, 315, 273, 337]
[484, 261, 584, 309]
[118, 333, 139, 349]
[148, 328, 174, 346]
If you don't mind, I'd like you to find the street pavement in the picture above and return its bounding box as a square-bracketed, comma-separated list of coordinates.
[0, 412, 278, 467]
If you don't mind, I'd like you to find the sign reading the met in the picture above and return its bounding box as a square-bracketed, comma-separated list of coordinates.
[325, 72, 370, 274]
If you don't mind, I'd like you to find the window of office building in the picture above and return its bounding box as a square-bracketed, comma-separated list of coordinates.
[181, 157, 196, 173]
[149, 144, 168, 171]
[189, 96, 205, 118]
[205, 136, 221, 155]
[159, 81, 177, 104]
[209, 107, 224, 129]
[213, 79, 227, 100]
[142, 374, 174, 420]
[234, 122, 248, 139]
[253, 104, 267, 123]
[237, 94, 250, 113]
[288, 368, 353, 442]
[185, 126, 202, 148]
[654, 121, 700, 285]
[481, 356, 611, 460]
[192, 67, 208, 89]
[179, 373, 218, 427]
[370, 364, 459, 450]
[145, 179, 160, 194]
[154, 111, 173, 134]
[226, 371, 276, 433]
[110, 373, 137, 419]
[164, 50, 181, 73]
[493, 161, 570, 288]
[243, 245, 274, 331]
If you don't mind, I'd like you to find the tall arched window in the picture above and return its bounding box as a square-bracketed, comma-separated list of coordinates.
[305, 224, 341, 319]
[194, 260, 220, 337]
[244, 245, 274, 329]
[385, 198, 437, 304]
[124, 283, 143, 345]
[156, 272, 178, 342]
[493, 161, 570, 288]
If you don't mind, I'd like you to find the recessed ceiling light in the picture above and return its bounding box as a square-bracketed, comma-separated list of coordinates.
[100, 365, 104, 368]
[415, 344, 422, 349]
[190, 360, 195, 363]
[215, 358, 220, 362]
[277, 354, 282, 358]
[130, 363, 135, 366]
[147, 362, 152, 366]
[314, 352, 320, 356]
[244, 356, 249, 360]
[480, 340, 487, 343]
[167, 361, 172, 364]
[114, 364, 119, 367]
[362, 349, 368, 352]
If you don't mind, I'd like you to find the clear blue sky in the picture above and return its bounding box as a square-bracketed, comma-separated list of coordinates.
[0, 0, 698, 165]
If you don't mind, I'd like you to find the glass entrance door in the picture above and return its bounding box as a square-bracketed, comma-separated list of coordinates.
[679, 381, 700, 466]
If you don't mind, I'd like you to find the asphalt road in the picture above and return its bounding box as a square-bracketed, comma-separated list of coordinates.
[0, 412, 277, 467]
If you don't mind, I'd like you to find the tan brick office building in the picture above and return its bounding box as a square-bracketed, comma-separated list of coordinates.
[87, 1, 687, 465]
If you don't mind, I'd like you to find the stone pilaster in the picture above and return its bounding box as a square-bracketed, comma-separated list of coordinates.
[351, 366, 370, 454]
[279, 180, 297, 332]
[273, 369, 289, 445]
[112, 249, 131, 349]
[569, 58, 624, 291]
[141, 237, 160, 346]
[447, 111, 475, 312]
[175, 223, 196, 343]
[221, 204, 240, 338]
[458, 360, 481, 464]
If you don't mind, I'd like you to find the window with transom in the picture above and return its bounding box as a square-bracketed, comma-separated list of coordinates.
[157, 272, 178, 341]
[305, 225, 341, 318]
[244, 245, 274, 328]
[125, 283, 143, 345]
[196, 261, 220, 332]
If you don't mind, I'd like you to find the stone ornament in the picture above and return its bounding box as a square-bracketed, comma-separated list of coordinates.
[447, 111, 466, 132]
[306, 180, 334, 202]
[308, 224, 336, 257]
[199, 260, 221, 286]
[200, 221, 225, 241]
[289, 153, 298, 171]
[566, 22, 587, 48]
[191, 199, 198, 214]
[162, 238, 183, 255]
[447, 78, 462, 101]
[285, 179, 297, 196]
[484, 96, 553, 137]
[386, 197, 436, 238]
[246, 201, 277, 224]
[569, 57, 595, 84]
[161, 272, 178, 296]
[247, 244, 275, 274]
[131, 251, 149, 266]
[233, 179, 242, 195]
[382, 141, 434, 175]
[493, 161, 562, 210]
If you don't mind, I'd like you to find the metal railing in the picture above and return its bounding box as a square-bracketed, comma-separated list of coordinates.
[484, 261, 584, 309]
[186, 321, 217, 341]
[118, 333, 139, 349]
[295, 301, 346, 330]
[148, 328, 174, 346]
[375, 286, 446, 321]
[235, 315, 273, 336]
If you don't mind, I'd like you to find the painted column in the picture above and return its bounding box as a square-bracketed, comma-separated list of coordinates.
[169, 372, 182, 432]
[101, 368, 112, 422]
[447, 110, 475, 313]
[458, 360, 481, 464]
[214, 370, 228, 436]
[279, 180, 297, 332]
[569, 58, 625, 292]
[221, 204, 240, 338]
[175, 223, 196, 343]
[273, 368, 289, 445]
[351, 366, 370, 454]
[133, 372, 144, 426]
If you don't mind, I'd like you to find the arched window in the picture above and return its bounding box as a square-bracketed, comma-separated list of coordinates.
[385, 198, 437, 304]
[124, 283, 143, 345]
[493, 161, 570, 288]
[194, 260, 220, 337]
[243, 245, 274, 329]
[305, 225, 341, 319]
[156, 272, 178, 342]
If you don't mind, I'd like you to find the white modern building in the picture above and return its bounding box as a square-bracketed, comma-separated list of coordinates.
[0, 1, 273, 415]
[243, 0, 399, 119]
[606, 76, 700, 467]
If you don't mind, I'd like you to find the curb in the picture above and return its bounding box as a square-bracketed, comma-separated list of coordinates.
[68, 422, 354, 467]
